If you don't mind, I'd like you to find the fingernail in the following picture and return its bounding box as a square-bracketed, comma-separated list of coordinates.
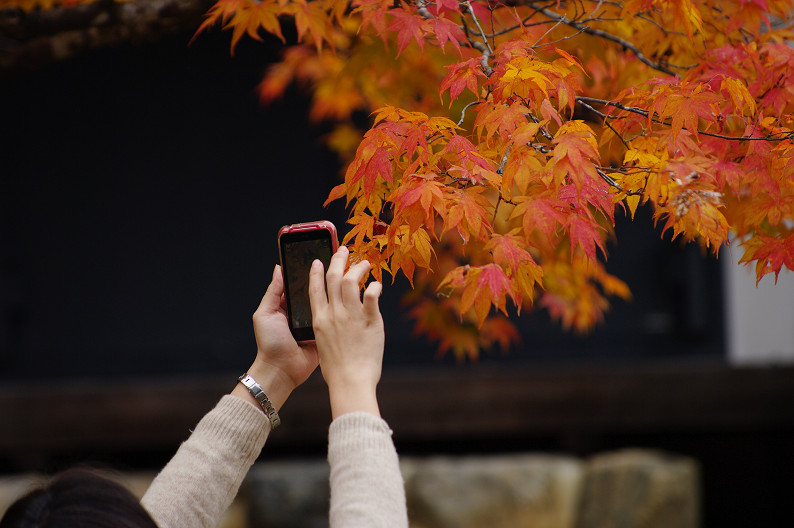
[312, 259, 322, 269]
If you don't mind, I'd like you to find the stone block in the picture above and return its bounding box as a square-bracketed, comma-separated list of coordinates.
[244, 460, 330, 528]
[403, 454, 584, 528]
[575, 449, 700, 528]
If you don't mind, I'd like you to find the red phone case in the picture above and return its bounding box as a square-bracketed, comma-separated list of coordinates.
[277, 220, 339, 343]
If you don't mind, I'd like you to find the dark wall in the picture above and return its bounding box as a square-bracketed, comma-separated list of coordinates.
[1, 30, 345, 378]
[1, 27, 724, 381]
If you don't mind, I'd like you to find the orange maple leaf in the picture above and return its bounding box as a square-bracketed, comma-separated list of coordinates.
[440, 264, 515, 327]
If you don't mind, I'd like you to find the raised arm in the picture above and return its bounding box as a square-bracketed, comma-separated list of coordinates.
[309, 246, 409, 528]
[142, 264, 319, 528]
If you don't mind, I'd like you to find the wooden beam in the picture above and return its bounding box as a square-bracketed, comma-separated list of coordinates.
[1, 362, 793, 467]
[0, 0, 215, 74]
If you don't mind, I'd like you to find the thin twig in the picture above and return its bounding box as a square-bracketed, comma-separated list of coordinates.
[576, 98, 630, 149]
[461, 13, 494, 75]
[464, 1, 494, 55]
[458, 101, 481, 126]
[497, 145, 513, 175]
[577, 96, 794, 142]
[525, 1, 680, 76]
[596, 168, 643, 196]
[526, 112, 554, 140]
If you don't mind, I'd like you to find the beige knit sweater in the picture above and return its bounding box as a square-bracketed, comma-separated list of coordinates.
[141, 395, 408, 528]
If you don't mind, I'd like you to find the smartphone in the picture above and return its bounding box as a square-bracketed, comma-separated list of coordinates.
[278, 220, 339, 342]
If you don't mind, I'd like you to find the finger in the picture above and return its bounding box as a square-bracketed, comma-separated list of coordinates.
[325, 246, 349, 307]
[362, 280, 383, 320]
[256, 264, 285, 315]
[341, 260, 372, 308]
[308, 259, 328, 315]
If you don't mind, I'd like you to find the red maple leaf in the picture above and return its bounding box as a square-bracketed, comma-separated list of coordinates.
[346, 130, 394, 196]
[440, 58, 486, 102]
[431, 17, 465, 55]
[567, 215, 607, 261]
[387, 6, 429, 56]
[446, 264, 514, 327]
[510, 194, 568, 243]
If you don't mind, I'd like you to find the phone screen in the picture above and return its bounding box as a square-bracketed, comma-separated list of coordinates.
[279, 229, 334, 340]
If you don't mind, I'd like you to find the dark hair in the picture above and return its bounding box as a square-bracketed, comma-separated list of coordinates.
[0, 467, 158, 528]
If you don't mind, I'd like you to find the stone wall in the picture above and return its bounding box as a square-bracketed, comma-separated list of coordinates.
[0, 449, 699, 528]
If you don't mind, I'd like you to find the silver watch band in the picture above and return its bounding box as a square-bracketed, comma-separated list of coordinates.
[238, 374, 281, 429]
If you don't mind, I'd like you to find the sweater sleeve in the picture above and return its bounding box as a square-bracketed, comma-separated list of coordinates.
[327, 412, 409, 528]
[141, 395, 270, 528]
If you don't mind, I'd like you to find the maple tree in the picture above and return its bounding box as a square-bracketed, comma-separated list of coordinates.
[193, 0, 794, 359]
[10, 0, 792, 359]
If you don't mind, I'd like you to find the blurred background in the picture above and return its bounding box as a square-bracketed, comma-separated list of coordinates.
[1, 6, 793, 527]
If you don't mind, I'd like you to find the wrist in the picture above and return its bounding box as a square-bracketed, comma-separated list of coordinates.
[232, 361, 295, 412]
[328, 383, 380, 419]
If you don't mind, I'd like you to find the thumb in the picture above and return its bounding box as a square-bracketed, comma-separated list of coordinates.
[257, 264, 285, 315]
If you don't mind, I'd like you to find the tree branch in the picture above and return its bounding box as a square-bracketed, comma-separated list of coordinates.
[503, 0, 680, 76]
[576, 96, 794, 142]
[457, 100, 480, 126]
[596, 167, 643, 196]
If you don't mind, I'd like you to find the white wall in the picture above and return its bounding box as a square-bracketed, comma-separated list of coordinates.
[723, 245, 794, 366]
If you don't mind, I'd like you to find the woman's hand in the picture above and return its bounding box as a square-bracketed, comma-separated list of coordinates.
[308, 246, 384, 419]
[233, 264, 319, 412]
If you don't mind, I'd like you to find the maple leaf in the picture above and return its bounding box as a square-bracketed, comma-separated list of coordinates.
[441, 264, 515, 327]
[646, 81, 722, 141]
[346, 128, 396, 197]
[485, 232, 535, 274]
[389, 174, 448, 233]
[444, 134, 494, 174]
[431, 17, 465, 56]
[406, 295, 520, 361]
[509, 193, 567, 243]
[480, 316, 522, 353]
[720, 77, 756, 117]
[567, 215, 607, 261]
[441, 58, 487, 103]
[501, 147, 544, 199]
[443, 187, 493, 243]
[485, 232, 543, 307]
[354, 0, 391, 38]
[538, 255, 620, 333]
[558, 182, 613, 223]
[655, 169, 729, 251]
[474, 101, 530, 144]
[711, 159, 745, 197]
[324, 182, 349, 207]
[739, 232, 794, 284]
[549, 120, 601, 190]
[194, 0, 285, 54]
[287, 0, 332, 52]
[343, 212, 376, 247]
[193, 0, 244, 44]
[387, 6, 429, 56]
[389, 226, 435, 285]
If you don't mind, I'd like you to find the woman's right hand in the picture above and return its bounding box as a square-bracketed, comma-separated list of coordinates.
[308, 246, 384, 419]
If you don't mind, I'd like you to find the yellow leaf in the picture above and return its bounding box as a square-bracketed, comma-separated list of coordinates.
[626, 194, 641, 219]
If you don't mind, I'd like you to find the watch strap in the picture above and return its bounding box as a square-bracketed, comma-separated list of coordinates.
[238, 373, 281, 429]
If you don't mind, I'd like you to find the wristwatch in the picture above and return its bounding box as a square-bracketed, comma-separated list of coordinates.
[238, 373, 281, 429]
